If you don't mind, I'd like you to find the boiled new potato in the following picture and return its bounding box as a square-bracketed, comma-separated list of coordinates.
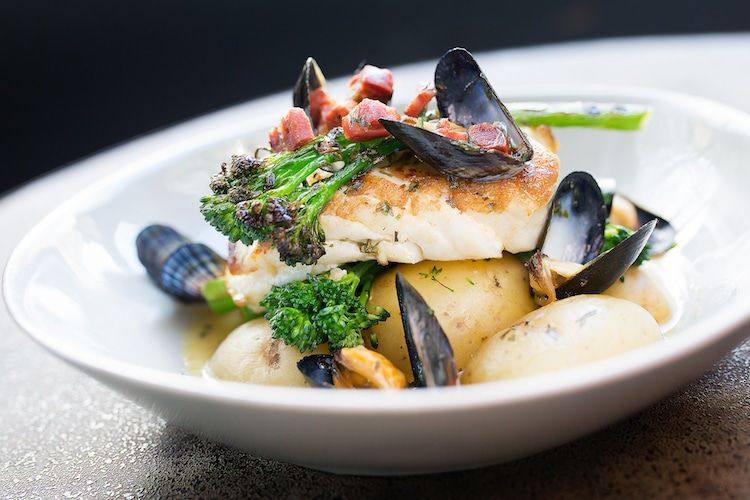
[207, 318, 326, 387]
[604, 267, 673, 326]
[368, 256, 538, 377]
[463, 295, 662, 384]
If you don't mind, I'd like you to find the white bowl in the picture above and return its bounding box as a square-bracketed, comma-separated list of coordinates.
[5, 78, 750, 474]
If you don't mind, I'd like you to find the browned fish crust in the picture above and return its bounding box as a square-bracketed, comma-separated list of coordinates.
[323, 141, 559, 218]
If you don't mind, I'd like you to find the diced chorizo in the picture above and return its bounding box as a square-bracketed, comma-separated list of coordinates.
[319, 99, 356, 133]
[348, 65, 394, 103]
[308, 88, 336, 127]
[280, 107, 315, 150]
[268, 126, 284, 152]
[467, 122, 510, 153]
[342, 98, 400, 141]
[403, 84, 437, 117]
[433, 118, 468, 141]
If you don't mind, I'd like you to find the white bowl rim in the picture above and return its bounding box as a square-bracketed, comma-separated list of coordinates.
[4, 84, 750, 416]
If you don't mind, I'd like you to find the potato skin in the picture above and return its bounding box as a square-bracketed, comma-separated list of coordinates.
[368, 256, 538, 377]
[207, 318, 326, 387]
[604, 267, 673, 325]
[463, 295, 662, 384]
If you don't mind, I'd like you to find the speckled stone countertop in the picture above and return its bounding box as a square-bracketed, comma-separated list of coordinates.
[3, 35, 750, 498]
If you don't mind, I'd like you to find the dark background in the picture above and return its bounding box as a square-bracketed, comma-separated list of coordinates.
[3, 0, 749, 194]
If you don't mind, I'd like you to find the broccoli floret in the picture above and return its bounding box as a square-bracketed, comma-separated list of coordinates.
[200, 129, 401, 265]
[260, 261, 389, 352]
[603, 223, 651, 266]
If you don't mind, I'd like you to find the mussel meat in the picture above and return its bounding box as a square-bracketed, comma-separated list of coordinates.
[380, 47, 533, 181]
[395, 273, 458, 387]
[136, 224, 226, 302]
[296, 348, 407, 389]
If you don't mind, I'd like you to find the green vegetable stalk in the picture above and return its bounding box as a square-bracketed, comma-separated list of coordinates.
[509, 102, 651, 131]
[260, 261, 389, 352]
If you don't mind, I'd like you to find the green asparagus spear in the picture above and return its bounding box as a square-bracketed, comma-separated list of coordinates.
[509, 102, 652, 130]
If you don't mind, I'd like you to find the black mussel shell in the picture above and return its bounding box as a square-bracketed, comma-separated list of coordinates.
[556, 219, 656, 299]
[136, 225, 190, 283]
[136, 225, 226, 302]
[598, 178, 676, 255]
[293, 57, 326, 119]
[634, 205, 675, 255]
[160, 243, 226, 302]
[541, 172, 608, 264]
[353, 59, 368, 73]
[297, 354, 335, 388]
[435, 47, 533, 163]
[380, 119, 528, 181]
[395, 273, 458, 387]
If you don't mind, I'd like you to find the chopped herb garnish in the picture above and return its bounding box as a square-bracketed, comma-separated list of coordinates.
[419, 265, 454, 292]
[465, 277, 476, 286]
[345, 178, 364, 194]
[407, 180, 420, 192]
[376, 200, 393, 216]
[360, 240, 378, 255]
[552, 201, 569, 218]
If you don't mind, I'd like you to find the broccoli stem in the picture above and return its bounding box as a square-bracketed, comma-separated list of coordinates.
[509, 102, 651, 130]
[349, 260, 381, 306]
[203, 277, 236, 314]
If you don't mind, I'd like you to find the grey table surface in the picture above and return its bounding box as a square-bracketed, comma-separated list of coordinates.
[2, 34, 750, 499]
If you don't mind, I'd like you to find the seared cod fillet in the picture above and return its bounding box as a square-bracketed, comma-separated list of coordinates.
[226, 128, 559, 306]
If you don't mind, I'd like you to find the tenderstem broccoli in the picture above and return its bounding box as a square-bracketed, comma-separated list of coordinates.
[603, 223, 651, 266]
[508, 102, 652, 130]
[200, 128, 400, 265]
[260, 261, 389, 352]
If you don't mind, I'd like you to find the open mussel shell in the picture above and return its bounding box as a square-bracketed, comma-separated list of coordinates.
[136, 224, 226, 302]
[556, 219, 656, 299]
[541, 172, 608, 264]
[297, 354, 335, 388]
[395, 273, 458, 387]
[380, 119, 528, 181]
[598, 178, 676, 255]
[435, 47, 533, 163]
[293, 57, 326, 118]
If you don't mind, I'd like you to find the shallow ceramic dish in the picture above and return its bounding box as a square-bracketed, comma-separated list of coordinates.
[5, 72, 750, 474]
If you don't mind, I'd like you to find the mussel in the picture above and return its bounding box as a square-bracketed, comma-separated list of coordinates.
[136, 224, 226, 302]
[540, 171, 607, 264]
[530, 173, 656, 304]
[380, 47, 533, 181]
[297, 348, 407, 389]
[555, 220, 655, 299]
[395, 273, 458, 387]
[297, 354, 335, 388]
[292, 57, 327, 123]
[598, 178, 676, 255]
